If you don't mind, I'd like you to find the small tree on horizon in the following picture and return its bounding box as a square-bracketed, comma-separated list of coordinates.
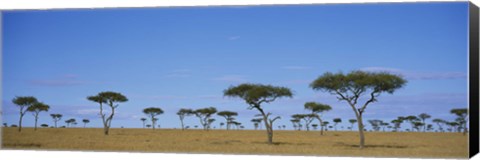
[418, 113, 431, 132]
[432, 118, 446, 132]
[333, 118, 342, 131]
[304, 102, 332, 135]
[251, 118, 262, 130]
[27, 102, 50, 131]
[391, 117, 405, 132]
[140, 118, 147, 128]
[193, 107, 217, 130]
[143, 107, 164, 130]
[177, 108, 194, 131]
[87, 91, 128, 135]
[65, 118, 76, 128]
[349, 119, 357, 131]
[50, 114, 63, 128]
[217, 111, 238, 130]
[13, 96, 39, 132]
[450, 108, 468, 135]
[224, 83, 292, 144]
[405, 115, 420, 132]
[82, 119, 90, 128]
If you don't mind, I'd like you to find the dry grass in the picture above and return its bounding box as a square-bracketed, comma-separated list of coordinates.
[1, 127, 468, 158]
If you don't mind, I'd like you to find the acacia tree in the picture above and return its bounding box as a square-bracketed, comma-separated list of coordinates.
[208, 118, 216, 130]
[450, 108, 468, 135]
[50, 114, 63, 128]
[13, 96, 39, 132]
[82, 119, 90, 128]
[177, 108, 193, 130]
[368, 119, 382, 131]
[304, 102, 331, 135]
[140, 118, 147, 128]
[292, 114, 315, 131]
[322, 121, 329, 132]
[65, 118, 76, 128]
[143, 107, 164, 130]
[290, 119, 299, 130]
[217, 111, 238, 130]
[405, 115, 420, 132]
[391, 117, 404, 132]
[224, 83, 292, 144]
[413, 122, 424, 132]
[349, 119, 357, 131]
[418, 113, 431, 132]
[310, 71, 406, 148]
[333, 118, 342, 131]
[87, 91, 128, 135]
[291, 116, 302, 130]
[251, 118, 262, 130]
[432, 118, 446, 132]
[193, 107, 217, 130]
[28, 102, 50, 131]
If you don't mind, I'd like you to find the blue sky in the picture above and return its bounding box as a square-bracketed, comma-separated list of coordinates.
[2, 2, 469, 131]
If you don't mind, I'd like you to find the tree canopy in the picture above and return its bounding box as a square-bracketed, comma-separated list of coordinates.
[224, 83, 293, 109]
[304, 102, 332, 113]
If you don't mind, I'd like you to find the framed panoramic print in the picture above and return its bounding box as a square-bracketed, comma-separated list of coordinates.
[1, 0, 479, 160]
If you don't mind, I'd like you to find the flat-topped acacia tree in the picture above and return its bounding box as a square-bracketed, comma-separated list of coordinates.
[310, 71, 406, 148]
[349, 119, 357, 131]
[304, 102, 331, 135]
[418, 113, 431, 132]
[143, 107, 164, 130]
[12, 96, 39, 132]
[140, 118, 147, 128]
[177, 108, 194, 130]
[333, 118, 342, 131]
[87, 91, 128, 135]
[217, 111, 238, 130]
[450, 108, 468, 135]
[27, 102, 50, 131]
[224, 83, 293, 144]
[50, 114, 63, 128]
[193, 107, 217, 130]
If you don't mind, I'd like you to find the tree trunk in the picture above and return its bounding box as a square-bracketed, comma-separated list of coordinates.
[152, 118, 155, 130]
[18, 114, 23, 132]
[180, 117, 185, 130]
[357, 116, 365, 149]
[104, 126, 109, 135]
[34, 116, 38, 131]
[54, 121, 58, 128]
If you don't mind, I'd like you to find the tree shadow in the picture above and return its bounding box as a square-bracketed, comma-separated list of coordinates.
[251, 141, 312, 146]
[3, 143, 42, 148]
[335, 142, 408, 149]
[210, 140, 243, 145]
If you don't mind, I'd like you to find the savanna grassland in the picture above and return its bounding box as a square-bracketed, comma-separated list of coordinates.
[2, 127, 468, 158]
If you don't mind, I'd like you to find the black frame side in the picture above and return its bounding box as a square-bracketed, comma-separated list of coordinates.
[469, 1, 479, 158]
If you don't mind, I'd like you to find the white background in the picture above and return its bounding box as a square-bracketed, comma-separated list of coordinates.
[0, 0, 478, 160]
